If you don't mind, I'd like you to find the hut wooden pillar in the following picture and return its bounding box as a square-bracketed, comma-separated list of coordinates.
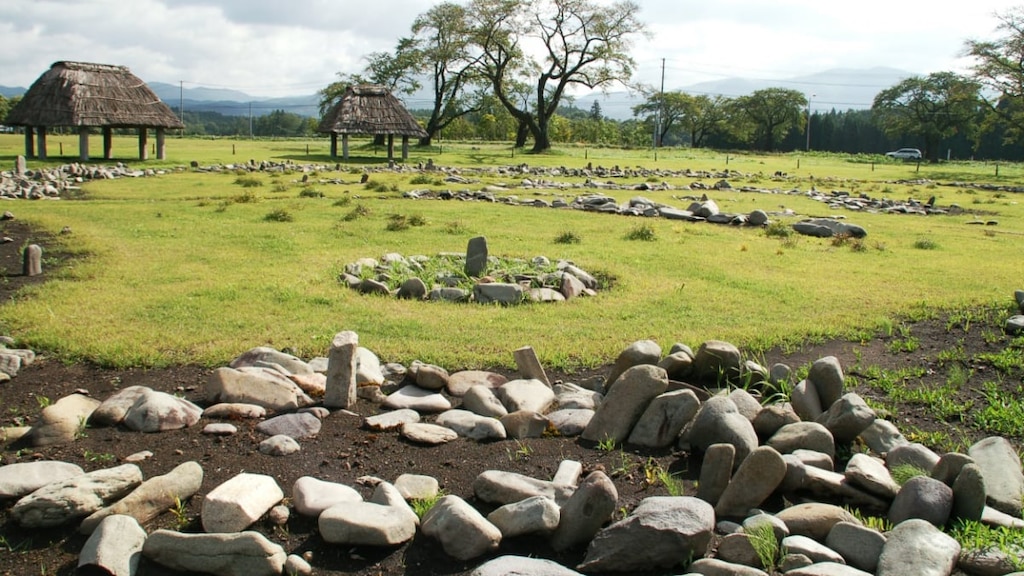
[103, 127, 113, 159]
[24, 127, 35, 158]
[342, 134, 349, 160]
[402, 136, 410, 160]
[138, 128, 149, 160]
[79, 127, 90, 161]
[37, 126, 47, 160]
[387, 135, 395, 160]
[330, 133, 338, 157]
[156, 128, 167, 160]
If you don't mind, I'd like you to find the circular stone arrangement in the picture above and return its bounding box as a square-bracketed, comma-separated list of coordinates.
[338, 237, 602, 305]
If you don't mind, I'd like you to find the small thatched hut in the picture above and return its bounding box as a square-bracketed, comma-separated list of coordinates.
[6, 61, 184, 161]
[317, 84, 427, 161]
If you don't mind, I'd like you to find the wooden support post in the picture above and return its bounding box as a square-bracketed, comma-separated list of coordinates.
[79, 127, 90, 161]
[330, 133, 338, 157]
[24, 127, 35, 158]
[402, 136, 409, 160]
[342, 134, 349, 160]
[387, 134, 395, 159]
[37, 126, 47, 160]
[156, 128, 167, 159]
[138, 128, 149, 160]
[103, 127, 113, 159]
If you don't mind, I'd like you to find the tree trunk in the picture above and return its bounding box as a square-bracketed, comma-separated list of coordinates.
[531, 124, 551, 153]
[419, 136, 433, 146]
[514, 122, 530, 148]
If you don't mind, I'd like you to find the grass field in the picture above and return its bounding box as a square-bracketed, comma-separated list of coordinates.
[1, 134, 1022, 370]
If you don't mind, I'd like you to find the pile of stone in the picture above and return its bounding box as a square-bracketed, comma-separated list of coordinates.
[339, 236, 599, 305]
[4, 298, 1024, 575]
[0, 156, 178, 200]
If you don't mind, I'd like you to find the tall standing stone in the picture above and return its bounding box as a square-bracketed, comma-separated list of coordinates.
[23, 244, 42, 277]
[325, 331, 358, 409]
[465, 236, 488, 277]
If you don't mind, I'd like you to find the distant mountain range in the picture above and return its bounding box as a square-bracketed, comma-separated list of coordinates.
[1, 66, 914, 121]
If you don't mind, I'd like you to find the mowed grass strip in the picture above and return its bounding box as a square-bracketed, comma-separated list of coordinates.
[0, 136, 1022, 369]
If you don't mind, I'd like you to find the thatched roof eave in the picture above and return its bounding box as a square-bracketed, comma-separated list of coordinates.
[317, 84, 427, 138]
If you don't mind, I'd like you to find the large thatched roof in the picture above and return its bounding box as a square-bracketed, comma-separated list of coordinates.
[5, 61, 184, 129]
[317, 84, 427, 138]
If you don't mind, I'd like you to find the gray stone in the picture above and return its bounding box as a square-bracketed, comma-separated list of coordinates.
[397, 277, 427, 299]
[23, 243, 42, 276]
[785, 564, 872, 576]
[697, 443, 735, 505]
[292, 476, 362, 517]
[120, 388, 202, 432]
[1006, 315, 1024, 335]
[422, 494, 502, 560]
[0, 353, 21, 378]
[255, 412, 321, 439]
[500, 411, 549, 439]
[860, 418, 909, 455]
[437, 409, 507, 441]
[627, 388, 700, 448]
[752, 403, 800, 439]
[582, 365, 668, 444]
[728, 388, 762, 422]
[876, 518, 960, 576]
[230, 346, 313, 375]
[462, 385, 509, 418]
[952, 463, 987, 521]
[775, 503, 861, 542]
[202, 403, 266, 420]
[90, 386, 148, 426]
[355, 346, 385, 385]
[826, 521, 886, 573]
[930, 452, 974, 486]
[512, 346, 550, 385]
[782, 534, 845, 563]
[80, 461, 203, 534]
[285, 554, 313, 576]
[473, 469, 573, 506]
[474, 282, 524, 304]
[807, 356, 845, 407]
[471, 555, 585, 576]
[545, 409, 594, 436]
[415, 363, 450, 391]
[201, 473, 283, 533]
[815, 393, 875, 444]
[692, 340, 742, 384]
[29, 393, 101, 447]
[487, 495, 560, 537]
[325, 330, 358, 409]
[11, 464, 142, 528]
[319, 501, 417, 546]
[447, 370, 507, 397]
[142, 529, 286, 576]
[686, 558, 770, 575]
[888, 475, 953, 527]
[688, 396, 759, 464]
[578, 496, 715, 572]
[658, 350, 694, 381]
[550, 471, 618, 552]
[604, 339, 662, 392]
[369, 481, 420, 528]
[383, 385, 452, 412]
[394, 474, 439, 501]
[559, 272, 587, 301]
[0, 461, 83, 500]
[716, 446, 787, 518]
[202, 423, 237, 435]
[78, 514, 146, 576]
[206, 367, 298, 413]
[554, 382, 602, 410]
[968, 436, 1024, 516]
[886, 443, 940, 474]
[363, 409, 420, 431]
[767, 421, 835, 459]
[497, 379, 554, 413]
[401, 422, 459, 444]
[844, 453, 900, 498]
[429, 287, 470, 302]
[258, 434, 300, 456]
[465, 236, 489, 276]
[716, 532, 761, 568]
[791, 379, 823, 421]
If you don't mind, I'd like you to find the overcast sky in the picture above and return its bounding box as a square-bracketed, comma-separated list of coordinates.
[1, 0, 1020, 99]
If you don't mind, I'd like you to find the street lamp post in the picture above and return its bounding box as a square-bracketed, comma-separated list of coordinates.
[805, 93, 815, 151]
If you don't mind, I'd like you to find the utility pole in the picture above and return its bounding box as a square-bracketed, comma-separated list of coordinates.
[653, 58, 666, 148]
[805, 93, 815, 151]
[179, 80, 184, 137]
[249, 102, 253, 139]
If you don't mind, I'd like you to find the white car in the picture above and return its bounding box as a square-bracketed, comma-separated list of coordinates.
[885, 148, 922, 160]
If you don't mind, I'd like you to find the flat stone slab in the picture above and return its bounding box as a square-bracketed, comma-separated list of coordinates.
[202, 473, 284, 533]
[383, 385, 452, 413]
[401, 422, 459, 445]
[0, 461, 83, 500]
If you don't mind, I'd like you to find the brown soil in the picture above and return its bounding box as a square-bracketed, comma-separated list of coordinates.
[0, 219, 1022, 576]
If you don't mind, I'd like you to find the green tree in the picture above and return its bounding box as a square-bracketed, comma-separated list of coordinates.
[872, 72, 980, 162]
[318, 38, 423, 116]
[964, 7, 1024, 143]
[468, 0, 647, 152]
[632, 91, 730, 147]
[734, 88, 807, 151]
[411, 2, 486, 146]
[0, 95, 21, 125]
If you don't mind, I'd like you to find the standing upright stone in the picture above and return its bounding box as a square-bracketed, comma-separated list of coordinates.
[465, 236, 488, 277]
[23, 244, 42, 277]
[513, 346, 550, 386]
[325, 331, 358, 409]
[15, 155, 26, 176]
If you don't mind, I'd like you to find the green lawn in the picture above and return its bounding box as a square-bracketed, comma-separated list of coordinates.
[1, 134, 1021, 370]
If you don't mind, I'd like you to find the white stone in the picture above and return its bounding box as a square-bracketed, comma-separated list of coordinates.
[292, 476, 362, 517]
[202, 473, 283, 533]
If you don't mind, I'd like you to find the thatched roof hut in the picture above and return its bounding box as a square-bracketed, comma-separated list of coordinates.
[317, 84, 427, 161]
[7, 61, 184, 161]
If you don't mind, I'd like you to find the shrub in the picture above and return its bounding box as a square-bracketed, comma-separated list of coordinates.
[342, 205, 370, 221]
[231, 191, 259, 204]
[333, 196, 352, 207]
[271, 182, 290, 193]
[409, 174, 442, 186]
[386, 214, 410, 231]
[554, 230, 582, 244]
[914, 238, 939, 250]
[234, 175, 263, 188]
[264, 208, 293, 222]
[444, 221, 469, 235]
[298, 187, 324, 198]
[624, 224, 656, 242]
[764, 221, 792, 238]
